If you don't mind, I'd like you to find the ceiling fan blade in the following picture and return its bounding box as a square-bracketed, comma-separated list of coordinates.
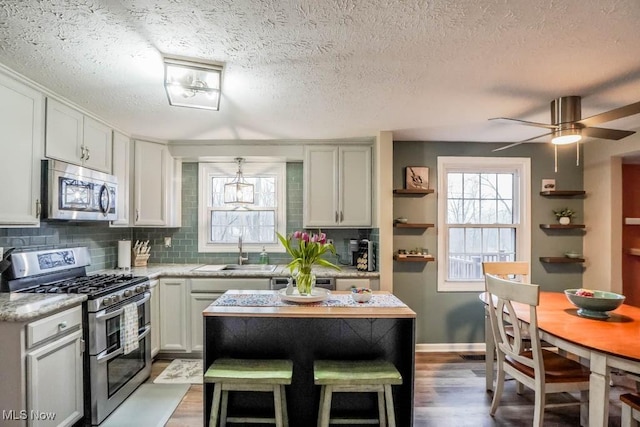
[489, 117, 558, 130]
[578, 100, 640, 127]
[492, 132, 554, 152]
[581, 127, 636, 140]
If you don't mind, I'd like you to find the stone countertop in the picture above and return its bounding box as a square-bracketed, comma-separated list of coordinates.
[97, 264, 380, 280]
[0, 293, 87, 322]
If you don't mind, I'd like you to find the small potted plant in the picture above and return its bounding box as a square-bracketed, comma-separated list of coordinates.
[553, 208, 576, 225]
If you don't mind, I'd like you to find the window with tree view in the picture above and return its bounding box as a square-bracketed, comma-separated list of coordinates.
[437, 157, 530, 292]
[198, 162, 286, 253]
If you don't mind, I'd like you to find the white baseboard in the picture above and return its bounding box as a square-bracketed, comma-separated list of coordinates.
[416, 343, 486, 353]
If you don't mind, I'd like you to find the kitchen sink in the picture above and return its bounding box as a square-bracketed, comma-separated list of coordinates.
[222, 264, 278, 272]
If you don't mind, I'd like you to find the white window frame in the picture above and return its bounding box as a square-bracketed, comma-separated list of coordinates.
[437, 156, 531, 292]
[198, 161, 287, 253]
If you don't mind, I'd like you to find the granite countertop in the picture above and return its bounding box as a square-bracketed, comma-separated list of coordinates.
[0, 293, 87, 322]
[97, 264, 380, 280]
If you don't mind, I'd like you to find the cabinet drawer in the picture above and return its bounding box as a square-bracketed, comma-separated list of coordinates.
[27, 306, 82, 349]
[190, 278, 270, 292]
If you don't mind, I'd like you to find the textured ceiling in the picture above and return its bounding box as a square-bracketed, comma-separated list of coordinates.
[1, 0, 640, 144]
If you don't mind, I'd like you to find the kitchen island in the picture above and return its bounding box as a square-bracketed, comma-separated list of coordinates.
[203, 290, 416, 426]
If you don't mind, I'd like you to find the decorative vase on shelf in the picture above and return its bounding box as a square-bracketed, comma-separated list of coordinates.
[559, 216, 571, 225]
[295, 269, 316, 296]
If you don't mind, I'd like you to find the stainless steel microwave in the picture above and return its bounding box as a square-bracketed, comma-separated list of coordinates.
[42, 160, 117, 221]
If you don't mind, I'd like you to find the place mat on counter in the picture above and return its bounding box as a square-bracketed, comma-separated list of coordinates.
[211, 293, 407, 308]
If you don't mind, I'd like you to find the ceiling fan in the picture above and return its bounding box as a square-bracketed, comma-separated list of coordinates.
[491, 96, 640, 152]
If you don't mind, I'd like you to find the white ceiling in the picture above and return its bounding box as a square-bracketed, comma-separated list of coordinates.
[1, 0, 640, 145]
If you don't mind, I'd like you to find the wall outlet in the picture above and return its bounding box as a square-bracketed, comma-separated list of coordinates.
[164, 237, 172, 248]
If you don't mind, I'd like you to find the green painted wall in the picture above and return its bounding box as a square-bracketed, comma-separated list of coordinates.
[393, 141, 584, 344]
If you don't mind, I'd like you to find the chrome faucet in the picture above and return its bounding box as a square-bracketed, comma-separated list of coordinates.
[238, 237, 249, 265]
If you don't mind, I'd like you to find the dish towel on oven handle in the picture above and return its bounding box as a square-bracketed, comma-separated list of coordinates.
[121, 302, 139, 355]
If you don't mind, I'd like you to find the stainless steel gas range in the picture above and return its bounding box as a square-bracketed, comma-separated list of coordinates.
[2, 247, 151, 426]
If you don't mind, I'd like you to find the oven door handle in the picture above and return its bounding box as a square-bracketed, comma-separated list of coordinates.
[95, 292, 151, 321]
[96, 324, 151, 364]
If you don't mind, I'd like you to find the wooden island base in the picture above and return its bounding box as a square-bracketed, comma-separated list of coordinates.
[203, 290, 416, 426]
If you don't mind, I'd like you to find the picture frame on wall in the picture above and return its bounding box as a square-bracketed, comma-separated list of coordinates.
[405, 166, 429, 190]
[541, 179, 556, 192]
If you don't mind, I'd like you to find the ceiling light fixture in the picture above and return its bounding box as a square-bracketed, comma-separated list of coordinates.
[551, 128, 582, 145]
[224, 158, 254, 204]
[163, 55, 223, 110]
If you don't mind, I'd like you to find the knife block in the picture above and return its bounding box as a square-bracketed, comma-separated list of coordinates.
[132, 251, 150, 267]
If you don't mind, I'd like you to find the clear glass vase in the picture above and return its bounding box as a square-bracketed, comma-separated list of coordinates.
[295, 269, 316, 296]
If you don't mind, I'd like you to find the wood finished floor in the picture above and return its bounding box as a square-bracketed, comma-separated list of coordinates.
[148, 352, 635, 426]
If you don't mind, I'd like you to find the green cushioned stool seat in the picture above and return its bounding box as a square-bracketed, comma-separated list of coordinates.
[314, 360, 403, 427]
[205, 358, 293, 427]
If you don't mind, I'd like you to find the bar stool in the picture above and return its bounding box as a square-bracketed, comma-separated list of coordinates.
[621, 393, 640, 427]
[313, 359, 402, 427]
[204, 358, 293, 427]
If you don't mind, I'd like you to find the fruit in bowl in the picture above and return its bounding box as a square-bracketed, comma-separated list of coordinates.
[564, 289, 625, 319]
[351, 287, 373, 303]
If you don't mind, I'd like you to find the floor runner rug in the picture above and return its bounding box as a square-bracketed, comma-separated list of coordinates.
[154, 358, 203, 384]
[101, 383, 189, 427]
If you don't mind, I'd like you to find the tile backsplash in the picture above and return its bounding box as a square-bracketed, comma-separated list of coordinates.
[0, 162, 377, 272]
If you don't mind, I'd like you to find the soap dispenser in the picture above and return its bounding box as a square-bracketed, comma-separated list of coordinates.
[259, 246, 269, 264]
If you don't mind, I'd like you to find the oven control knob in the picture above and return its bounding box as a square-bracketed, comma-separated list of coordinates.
[102, 297, 112, 307]
[111, 294, 120, 303]
[123, 289, 133, 298]
[135, 285, 145, 294]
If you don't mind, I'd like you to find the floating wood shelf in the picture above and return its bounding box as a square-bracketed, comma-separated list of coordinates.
[393, 189, 434, 196]
[393, 223, 435, 229]
[539, 257, 585, 264]
[393, 255, 435, 262]
[539, 224, 586, 229]
[539, 190, 586, 197]
[625, 218, 640, 225]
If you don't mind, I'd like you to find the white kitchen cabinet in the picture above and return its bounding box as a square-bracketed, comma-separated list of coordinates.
[0, 306, 84, 427]
[110, 131, 132, 227]
[159, 278, 188, 352]
[133, 140, 181, 227]
[149, 279, 160, 358]
[45, 98, 112, 173]
[304, 145, 372, 227]
[336, 278, 380, 291]
[189, 292, 222, 353]
[0, 72, 44, 226]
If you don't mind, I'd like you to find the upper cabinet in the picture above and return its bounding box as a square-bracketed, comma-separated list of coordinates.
[110, 131, 131, 227]
[304, 145, 372, 227]
[133, 140, 181, 227]
[0, 73, 44, 226]
[45, 98, 113, 173]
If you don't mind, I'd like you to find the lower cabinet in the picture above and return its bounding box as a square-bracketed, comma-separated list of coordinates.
[149, 279, 160, 358]
[0, 305, 84, 427]
[27, 329, 84, 427]
[189, 292, 223, 353]
[157, 277, 270, 356]
[159, 278, 188, 352]
[336, 278, 380, 291]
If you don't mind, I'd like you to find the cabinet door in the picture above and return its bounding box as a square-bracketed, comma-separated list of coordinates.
[304, 145, 339, 227]
[45, 98, 83, 166]
[149, 280, 160, 358]
[339, 146, 372, 226]
[159, 278, 188, 352]
[111, 131, 131, 227]
[82, 116, 112, 173]
[190, 292, 223, 352]
[134, 140, 167, 226]
[27, 329, 84, 427]
[0, 74, 44, 225]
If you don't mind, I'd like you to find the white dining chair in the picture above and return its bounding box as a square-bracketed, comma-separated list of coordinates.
[485, 273, 590, 427]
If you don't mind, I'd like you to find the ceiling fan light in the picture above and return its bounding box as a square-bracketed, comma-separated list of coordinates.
[552, 129, 582, 145]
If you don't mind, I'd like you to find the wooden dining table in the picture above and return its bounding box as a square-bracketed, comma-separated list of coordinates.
[482, 291, 640, 427]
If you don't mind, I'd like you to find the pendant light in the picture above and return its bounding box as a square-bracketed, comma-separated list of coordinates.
[224, 158, 254, 204]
